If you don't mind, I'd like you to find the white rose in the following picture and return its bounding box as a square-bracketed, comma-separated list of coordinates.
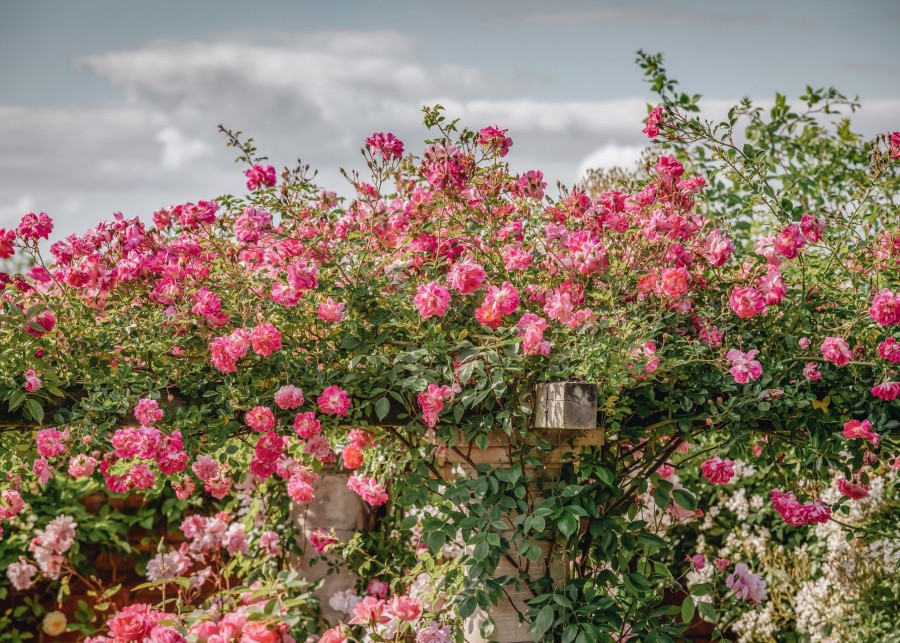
[42, 610, 67, 636]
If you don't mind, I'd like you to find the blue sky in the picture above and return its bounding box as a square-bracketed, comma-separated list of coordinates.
[1, 0, 898, 237]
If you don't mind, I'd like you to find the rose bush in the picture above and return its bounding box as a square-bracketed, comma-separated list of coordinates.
[0, 52, 897, 641]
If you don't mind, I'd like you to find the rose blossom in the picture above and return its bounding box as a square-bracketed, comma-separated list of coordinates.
[317, 385, 351, 416]
[366, 578, 389, 598]
[134, 398, 163, 425]
[273, 385, 304, 409]
[244, 164, 276, 191]
[802, 362, 821, 381]
[7, 559, 37, 591]
[413, 281, 451, 319]
[417, 621, 452, 643]
[366, 132, 404, 161]
[249, 323, 282, 357]
[245, 406, 276, 432]
[24, 369, 42, 392]
[869, 289, 900, 326]
[729, 287, 766, 318]
[318, 298, 345, 322]
[872, 381, 900, 401]
[447, 259, 487, 295]
[820, 336, 851, 366]
[842, 419, 879, 445]
[294, 411, 323, 438]
[478, 125, 513, 156]
[726, 349, 762, 384]
[700, 457, 734, 485]
[348, 596, 391, 625]
[642, 106, 663, 138]
[837, 477, 869, 500]
[878, 337, 900, 363]
[107, 604, 162, 640]
[725, 563, 767, 604]
[347, 474, 389, 507]
[388, 595, 422, 622]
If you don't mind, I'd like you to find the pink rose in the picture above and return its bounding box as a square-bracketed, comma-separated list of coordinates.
[413, 281, 451, 319]
[820, 336, 851, 366]
[726, 349, 762, 384]
[700, 457, 734, 485]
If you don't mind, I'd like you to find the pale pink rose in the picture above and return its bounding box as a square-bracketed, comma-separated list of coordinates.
[24, 369, 42, 392]
[317, 298, 345, 322]
[388, 595, 422, 622]
[273, 385, 304, 409]
[725, 563, 766, 604]
[366, 578, 389, 598]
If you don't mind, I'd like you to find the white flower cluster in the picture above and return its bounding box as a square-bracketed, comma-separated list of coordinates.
[688, 465, 896, 643]
[731, 602, 778, 643]
[792, 470, 897, 642]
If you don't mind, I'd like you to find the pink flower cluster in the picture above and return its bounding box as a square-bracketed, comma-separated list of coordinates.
[516, 313, 551, 356]
[700, 457, 734, 485]
[318, 385, 351, 416]
[191, 454, 231, 499]
[475, 281, 519, 328]
[347, 474, 389, 507]
[418, 384, 455, 428]
[287, 466, 319, 504]
[770, 489, 831, 526]
[366, 132, 404, 161]
[842, 419, 880, 445]
[726, 349, 762, 384]
[478, 125, 513, 157]
[27, 515, 77, 580]
[869, 288, 900, 325]
[244, 164, 276, 191]
[643, 106, 663, 139]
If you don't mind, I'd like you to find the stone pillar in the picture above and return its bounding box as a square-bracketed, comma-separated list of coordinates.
[290, 471, 369, 624]
[452, 382, 602, 643]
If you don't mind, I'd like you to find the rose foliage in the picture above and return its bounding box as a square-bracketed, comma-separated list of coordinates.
[0, 52, 898, 641]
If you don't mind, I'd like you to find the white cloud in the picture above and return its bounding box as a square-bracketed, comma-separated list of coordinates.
[157, 127, 209, 170]
[576, 144, 646, 179]
[1, 32, 898, 240]
[0, 194, 36, 224]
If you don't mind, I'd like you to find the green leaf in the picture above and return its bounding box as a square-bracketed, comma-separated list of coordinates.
[530, 604, 555, 641]
[557, 513, 578, 539]
[374, 397, 390, 421]
[681, 595, 695, 624]
[672, 489, 697, 511]
[25, 398, 44, 424]
[698, 601, 716, 623]
[624, 572, 651, 596]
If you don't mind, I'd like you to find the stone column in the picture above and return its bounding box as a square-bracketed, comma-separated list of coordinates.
[453, 382, 602, 643]
[290, 471, 369, 624]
